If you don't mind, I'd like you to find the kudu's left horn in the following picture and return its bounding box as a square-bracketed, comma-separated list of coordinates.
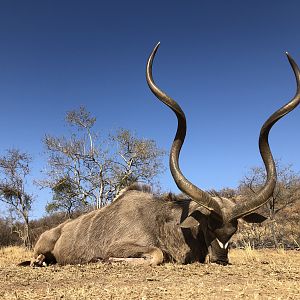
[146, 42, 223, 217]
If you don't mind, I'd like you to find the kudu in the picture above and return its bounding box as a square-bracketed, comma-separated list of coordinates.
[23, 44, 300, 267]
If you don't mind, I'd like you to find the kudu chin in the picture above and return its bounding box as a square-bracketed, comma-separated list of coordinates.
[21, 44, 300, 267]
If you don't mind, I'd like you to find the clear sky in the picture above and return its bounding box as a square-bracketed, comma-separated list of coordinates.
[0, 0, 299, 219]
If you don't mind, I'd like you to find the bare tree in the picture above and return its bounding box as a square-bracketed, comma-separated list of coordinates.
[38, 106, 110, 215]
[108, 128, 166, 197]
[0, 149, 33, 248]
[39, 107, 166, 216]
[239, 161, 300, 248]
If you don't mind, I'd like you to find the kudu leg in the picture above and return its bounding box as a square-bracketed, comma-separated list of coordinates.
[30, 254, 47, 267]
[108, 245, 164, 266]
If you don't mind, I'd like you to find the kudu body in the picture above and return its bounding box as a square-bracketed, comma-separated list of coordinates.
[25, 45, 300, 266]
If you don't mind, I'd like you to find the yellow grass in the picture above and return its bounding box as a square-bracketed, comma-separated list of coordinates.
[0, 246, 299, 299]
[0, 246, 32, 266]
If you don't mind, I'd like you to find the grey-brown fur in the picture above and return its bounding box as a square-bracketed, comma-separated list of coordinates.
[28, 184, 261, 266]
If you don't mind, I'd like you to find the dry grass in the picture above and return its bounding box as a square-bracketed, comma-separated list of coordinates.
[0, 246, 32, 265]
[0, 246, 299, 299]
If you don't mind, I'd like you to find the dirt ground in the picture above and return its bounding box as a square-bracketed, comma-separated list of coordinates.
[0, 247, 299, 300]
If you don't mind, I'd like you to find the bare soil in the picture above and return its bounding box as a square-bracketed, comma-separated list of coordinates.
[0, 247, 299, 299]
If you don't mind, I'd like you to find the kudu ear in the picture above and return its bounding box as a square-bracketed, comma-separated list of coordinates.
[180, 216, 200, 228]
[242, 213, 268, 223]
[180, 210, 203, 228]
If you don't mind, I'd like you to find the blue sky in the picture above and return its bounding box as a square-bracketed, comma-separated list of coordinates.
[0, 1, 299, 218]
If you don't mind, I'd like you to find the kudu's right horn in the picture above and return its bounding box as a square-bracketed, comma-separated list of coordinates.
[146, 43, 300, 222]
[228, 52, 300, 222]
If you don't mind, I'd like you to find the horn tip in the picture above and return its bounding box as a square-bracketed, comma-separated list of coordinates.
[285, 52, 294, 63]
[150, 42, 161, 58]
[285, 51, 294, 61]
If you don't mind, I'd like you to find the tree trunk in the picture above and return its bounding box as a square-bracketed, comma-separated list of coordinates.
[23, 216, 32, 249]
[269, 199, 279, 249]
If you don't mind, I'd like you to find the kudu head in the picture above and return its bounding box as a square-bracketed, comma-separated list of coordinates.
[146, 43, 300, 265]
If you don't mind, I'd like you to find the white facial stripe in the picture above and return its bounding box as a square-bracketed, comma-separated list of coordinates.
[216, 238, 229, 249]
[216, 238, 224, 249]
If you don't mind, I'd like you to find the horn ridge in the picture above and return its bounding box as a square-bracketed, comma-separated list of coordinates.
[146, 43, 223, 217]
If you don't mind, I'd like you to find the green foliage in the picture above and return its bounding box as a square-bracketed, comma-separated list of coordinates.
[0, 149, 33, 248]
[45, 176, 88, 217]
